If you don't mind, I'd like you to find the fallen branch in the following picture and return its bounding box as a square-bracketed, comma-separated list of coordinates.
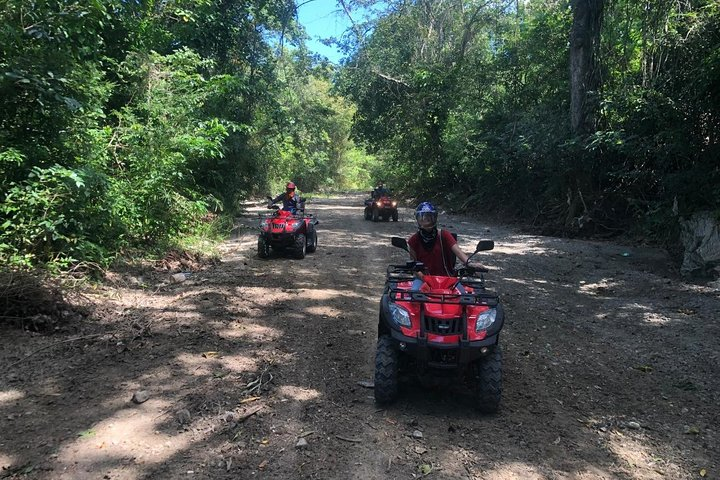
[243, 366, 273, 395]
[237, 406, 262, 422]
[7, 333, 108, 369]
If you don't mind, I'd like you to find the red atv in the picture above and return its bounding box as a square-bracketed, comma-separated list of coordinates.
[364, 194, 398, 222]
[258, 198, 318, 259]
[374, 237, 504, 412]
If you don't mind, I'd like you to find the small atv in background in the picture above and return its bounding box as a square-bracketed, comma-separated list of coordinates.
[374, 237, 505, 413]
[364, 194, 398, 222]
[258, 197, 318, 259]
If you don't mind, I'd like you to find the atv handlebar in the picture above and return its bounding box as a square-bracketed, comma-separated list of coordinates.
[387, 261, 486, 279]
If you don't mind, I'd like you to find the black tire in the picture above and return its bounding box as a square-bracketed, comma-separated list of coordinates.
[307, 229, 318, 253]
[472, 345, 502, 413]
[372, 208, 379, 222]
[364, 208, 371, 220]
[392, 211, 398, 222]
[294, 233, 306, 259]
[374, 335, 399, 404]
[257, 236, 270, 259]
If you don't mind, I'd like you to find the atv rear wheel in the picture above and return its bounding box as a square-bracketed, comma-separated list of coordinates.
[258, 236, 270, 259]
[472, 345, 502, 413]
[392, 211, 398, 222]
[307, 228, 318, 253]
[374, 335, 399, 404]
[294, 233, 306, 259]
[372, 208, 379, 222]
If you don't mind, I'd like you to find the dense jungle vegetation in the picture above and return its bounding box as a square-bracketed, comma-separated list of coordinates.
[1, 0, 719, 272]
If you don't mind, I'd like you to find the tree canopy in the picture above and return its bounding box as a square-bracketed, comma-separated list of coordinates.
[0, 0, 375, 269]
[2, 0, 718, 270]
[339, 0, 720, 238]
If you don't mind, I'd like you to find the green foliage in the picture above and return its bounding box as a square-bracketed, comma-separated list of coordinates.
[339, 0, 720, 239]
[0, 0, 375, 272]
[0, 164, 112, 268]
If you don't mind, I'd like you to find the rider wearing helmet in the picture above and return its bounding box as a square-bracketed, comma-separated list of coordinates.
[372, 181, 390, 199]
[270, 182, 303, 213]
[409, 202, 471, 282]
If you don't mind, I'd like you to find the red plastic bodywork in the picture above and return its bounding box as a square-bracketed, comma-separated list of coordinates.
[261, 209, 312, 233]
[393, 274, 490, 342]
[374, 195, 396, 208]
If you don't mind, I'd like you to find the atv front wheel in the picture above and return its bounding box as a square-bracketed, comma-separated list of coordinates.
[295, 233, 307, 259]
[364, 208, 371, 220]
[472, 345, 502, 413]
[258, 236, 270, 259]
[307, 229, 318, 253]
[374, 335, 399, 404]
[392, 211, 398, 222]
[372, 208, 379, 222]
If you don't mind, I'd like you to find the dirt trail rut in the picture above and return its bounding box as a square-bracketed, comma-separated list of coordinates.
[1, 194, 719, 479]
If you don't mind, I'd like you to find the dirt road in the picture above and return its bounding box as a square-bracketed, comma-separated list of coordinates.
[1, 194, 719, 479]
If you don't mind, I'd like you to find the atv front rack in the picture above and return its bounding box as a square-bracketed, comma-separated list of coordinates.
[259, 212, 317, 220]
[386, 264, 499, 307]
[388, 288, 499, 307]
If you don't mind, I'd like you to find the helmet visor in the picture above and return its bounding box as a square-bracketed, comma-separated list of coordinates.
[415, 211, 437, 230]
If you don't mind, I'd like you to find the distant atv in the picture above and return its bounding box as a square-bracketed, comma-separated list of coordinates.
[364, 195, 398, 222]
[258, 198, 318, 259]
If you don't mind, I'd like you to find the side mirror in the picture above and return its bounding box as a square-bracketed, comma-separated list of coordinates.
[475, 240, 494, 252]
[391, 236, 409, 251]
[266, 195, 273, 202]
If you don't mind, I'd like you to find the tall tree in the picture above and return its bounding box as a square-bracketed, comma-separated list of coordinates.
[569, 0, 604, 135]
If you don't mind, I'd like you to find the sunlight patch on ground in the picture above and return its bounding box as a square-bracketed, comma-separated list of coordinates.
[297, 288, 365, 301]
[277, 385, 321, 401]
[0, 453, 16, 470]
[235, 285, 365, 301]
[55, 400, 190, 479]
[304, 305, 343, 317]
[218, 354, 262, 373]
[579, 278, 621, 296]
[618, 302, 654, 313]
[216, 323, 281, 342]
[641, 311, 672, 325]
[0, 389, 24, 405]
[472, 461, 547, 479]
[175, 352, 258, 376]
[494, 237, 556, 255]
[503, 277, 536, 287]
[233, 287, 301, 302]
[607, 432, 667, 477]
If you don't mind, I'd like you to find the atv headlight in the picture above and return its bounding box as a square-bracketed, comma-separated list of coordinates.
[389, 303, 411, 327]
[376, 201, 382, 207]
[287, 219, 303, 230]
[475, 308, 497, 332]
[260, 219, 270, 231]
[391, 201, 397, 207]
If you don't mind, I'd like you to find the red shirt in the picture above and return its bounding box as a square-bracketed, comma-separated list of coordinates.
[408, 229, 457, 276]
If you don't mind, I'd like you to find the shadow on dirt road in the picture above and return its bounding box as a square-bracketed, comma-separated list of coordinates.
[1, 194, 718, 479]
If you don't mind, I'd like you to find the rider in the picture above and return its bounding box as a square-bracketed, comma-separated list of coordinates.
[270, 182, 303, 213]
[408, 202, 475, 288]
[372, 181, 390, 199]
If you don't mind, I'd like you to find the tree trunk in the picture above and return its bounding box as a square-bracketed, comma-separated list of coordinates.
[569, 0, 604, 136]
